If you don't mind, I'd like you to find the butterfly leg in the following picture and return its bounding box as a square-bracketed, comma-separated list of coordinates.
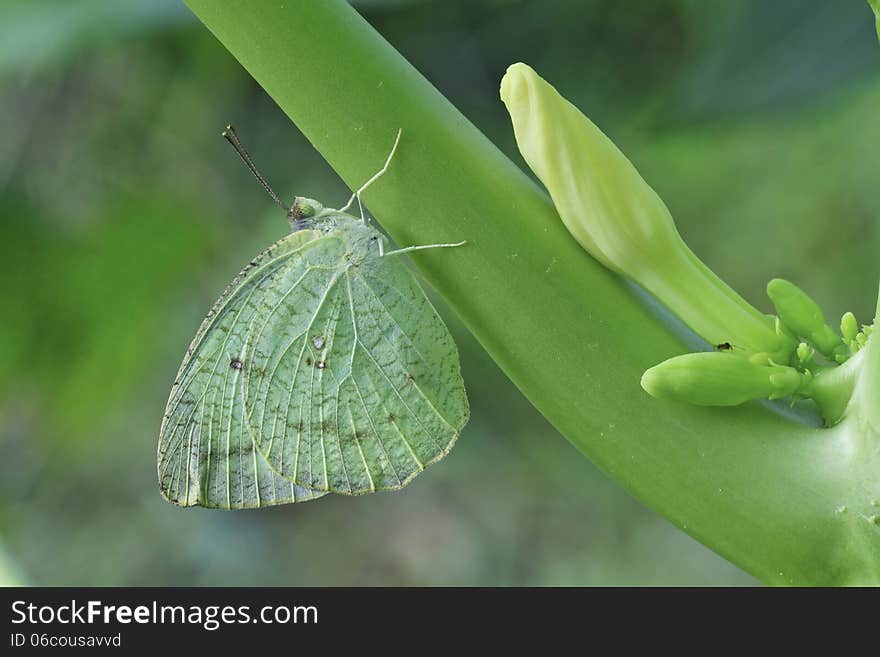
[339, 128, 402, 222]
[381, 241, 467, 257]
[357, 194, 368, 226]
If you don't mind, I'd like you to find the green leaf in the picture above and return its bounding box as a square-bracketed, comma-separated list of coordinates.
[183, 0, 880, 584]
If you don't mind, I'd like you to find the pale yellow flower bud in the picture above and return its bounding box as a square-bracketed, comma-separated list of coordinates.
[500, 62, 793, 361]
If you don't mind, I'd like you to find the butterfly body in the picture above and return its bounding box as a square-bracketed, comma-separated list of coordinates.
[158, 202, 468, 509]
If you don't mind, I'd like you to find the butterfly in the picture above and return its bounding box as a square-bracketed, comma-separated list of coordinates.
[157, 127, 469, 508]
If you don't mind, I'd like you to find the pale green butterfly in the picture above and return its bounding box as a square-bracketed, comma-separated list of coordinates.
[157, 127, 469, 508]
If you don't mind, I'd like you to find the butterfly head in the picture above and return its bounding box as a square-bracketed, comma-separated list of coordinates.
[289, 196, 325, 229]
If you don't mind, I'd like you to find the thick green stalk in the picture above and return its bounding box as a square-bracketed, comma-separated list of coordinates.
[184, 0, 880, 584]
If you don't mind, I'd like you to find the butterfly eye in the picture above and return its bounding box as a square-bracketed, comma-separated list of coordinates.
[291, 197, 317, 220]
[291, 205, 311, 219]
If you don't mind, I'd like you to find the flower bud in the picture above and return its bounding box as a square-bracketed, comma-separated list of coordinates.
[766, 278, 843, 357]
[500, 63, 680, 276]
[796, 342, 814, 367]
[641, 352, 804, 406]
[841, 311, 859, 343]
[501, 62, 793, 361]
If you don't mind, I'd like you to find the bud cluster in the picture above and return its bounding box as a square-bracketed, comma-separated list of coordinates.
[501, 62, 877, 426]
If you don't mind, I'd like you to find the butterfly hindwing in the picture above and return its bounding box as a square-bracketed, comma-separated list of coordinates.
[157, 230, 327, 508]
[245, 223, 469, 494]
[349, 254, 469, 471]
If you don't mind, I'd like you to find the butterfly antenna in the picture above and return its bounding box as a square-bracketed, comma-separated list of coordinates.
[222, 125, 288, 213]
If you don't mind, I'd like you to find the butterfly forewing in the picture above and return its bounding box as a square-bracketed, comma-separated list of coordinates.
[245, 224, 469, 494]
[157, 230, 326, 508]
[242, 233, 350, 491]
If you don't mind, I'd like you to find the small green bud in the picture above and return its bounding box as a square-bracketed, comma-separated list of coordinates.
[841, 311, 859, 342]
[766, 278, 842, 357]
[796, 342, 814, 365]
[641, 352, 804, 406]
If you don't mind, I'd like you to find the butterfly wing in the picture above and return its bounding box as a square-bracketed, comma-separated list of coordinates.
[157, 229, 327, 508]
[245, 230, 469, 494]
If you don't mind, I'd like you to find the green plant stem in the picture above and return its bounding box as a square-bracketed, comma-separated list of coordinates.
[807, 354, 863, 424]
[184, 0, 880, 584]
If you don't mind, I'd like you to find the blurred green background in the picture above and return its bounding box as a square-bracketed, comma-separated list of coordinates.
[2, 0, 879, 586]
